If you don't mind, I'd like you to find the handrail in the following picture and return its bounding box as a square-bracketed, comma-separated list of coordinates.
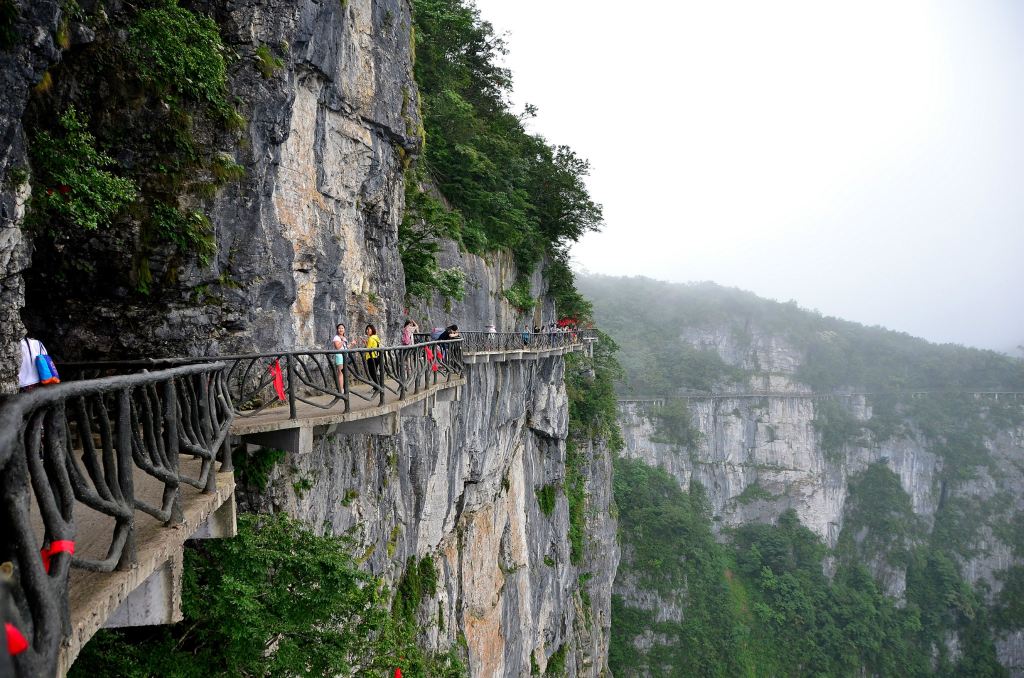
[57, 327, 595, 423]
[415, 329, 594, 354]
[61, 339, 465, 420]
[0, 362, 232, 677]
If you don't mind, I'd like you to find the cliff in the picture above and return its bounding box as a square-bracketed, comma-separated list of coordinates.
[1, 1, 614, 674]
[241, 355, 614, 675]
[615, 321, 1024, 674]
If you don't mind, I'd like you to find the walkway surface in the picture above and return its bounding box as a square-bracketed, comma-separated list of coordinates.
[26, 459, 235, 675]
[229, 379, 464, 436]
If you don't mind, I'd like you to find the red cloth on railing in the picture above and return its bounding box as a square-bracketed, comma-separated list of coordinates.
[270, 360, 286, 401]
[424, 347, 439, 372]
[40, 540, 75, 573]
[5, 623, 28, 656]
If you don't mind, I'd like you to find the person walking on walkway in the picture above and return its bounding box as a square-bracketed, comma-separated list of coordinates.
[365, 324, 383, 387]
[332, 323, 348, 391]
[401, 319, 418, 346]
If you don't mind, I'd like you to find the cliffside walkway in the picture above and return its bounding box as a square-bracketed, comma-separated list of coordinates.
[0, 330, 593, 677]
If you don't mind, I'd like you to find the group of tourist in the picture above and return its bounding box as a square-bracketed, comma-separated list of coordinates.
[330, 320, 460, 390]
[521, 322, 579, 345]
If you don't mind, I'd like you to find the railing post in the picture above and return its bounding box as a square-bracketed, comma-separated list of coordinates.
[286, 354, 297, 420]
[398, 349, 407, 401]
[163, 380, 184, 526]
[116, 389, 136, 570]
[220, 436, 235, 473]
[377, 353, 385, 406]
[343, 357, 351, 413]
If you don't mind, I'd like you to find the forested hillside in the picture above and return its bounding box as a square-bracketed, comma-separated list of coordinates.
[586, 274, 1024, 676]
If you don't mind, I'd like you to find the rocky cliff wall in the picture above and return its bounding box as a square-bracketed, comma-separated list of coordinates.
[241, 355, 614, 676]
[15, 0, 422, 359]
[3, 0, 548, 377]
[617, 325, 1024, 674]
[414, 243, 556, 333]
[1, 0, 617, 673]
[0, 0, 62, 394]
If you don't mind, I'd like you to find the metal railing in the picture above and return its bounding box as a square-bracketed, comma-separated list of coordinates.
[221, 340, 463, 419]
[417, 330, 593, 354]
[0, 362, 232, 677]
[62, 339, 464, 421]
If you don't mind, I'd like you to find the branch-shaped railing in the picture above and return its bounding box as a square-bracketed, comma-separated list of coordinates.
[62, 339, 464, 420]
[220, 340, 463, 419]
[418, 330, 593, 354]
[0, 362, 232, 677]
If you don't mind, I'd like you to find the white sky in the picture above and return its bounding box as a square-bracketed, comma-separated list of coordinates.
[472, 0, 1024, 353]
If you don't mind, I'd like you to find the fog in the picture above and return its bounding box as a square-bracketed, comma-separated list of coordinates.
[472, 0, 1024, 354]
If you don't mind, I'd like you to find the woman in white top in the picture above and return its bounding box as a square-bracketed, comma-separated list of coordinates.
[19, 337, 48, 391]
[332, 324, 348, 391]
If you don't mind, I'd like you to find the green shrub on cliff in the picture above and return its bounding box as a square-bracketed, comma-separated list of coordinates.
[25, 0, 247, 300]
[399, 171, 467, 304]
[0, 0, 18, 49]
[650, 398, 704, 449]
[29, 107, 138, 233]
[611, 456, 1011, 677]
[128, 0, 234, 121]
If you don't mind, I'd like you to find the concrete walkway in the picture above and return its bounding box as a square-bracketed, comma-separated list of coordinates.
[26, 458, 236, 675]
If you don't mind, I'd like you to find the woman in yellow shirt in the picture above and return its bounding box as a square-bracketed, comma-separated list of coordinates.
[364, 324, 382, 386]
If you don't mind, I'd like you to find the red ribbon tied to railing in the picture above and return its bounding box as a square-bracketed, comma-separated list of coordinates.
[40, 540, 75, 573]
[270, 360, 286, 401]
[424, 347, 439, 373]
[5, 623, 28, 656]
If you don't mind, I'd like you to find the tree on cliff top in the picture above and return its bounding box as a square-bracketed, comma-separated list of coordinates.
[405, 0, 601, 313]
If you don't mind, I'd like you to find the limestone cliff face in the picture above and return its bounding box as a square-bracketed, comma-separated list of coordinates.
[241, 356, 615, 676]
[617, 324, 1024, 674]
[0, 0, 62, 394]
[4, 0, 552, 368]
[415, 243, 557, 332]
[1, 0, 616, 673]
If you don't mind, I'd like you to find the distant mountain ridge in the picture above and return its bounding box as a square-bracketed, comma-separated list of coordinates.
[577, 274, 1024, 396]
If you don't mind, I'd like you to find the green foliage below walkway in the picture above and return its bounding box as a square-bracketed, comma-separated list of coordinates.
[71, 513, 465, 677]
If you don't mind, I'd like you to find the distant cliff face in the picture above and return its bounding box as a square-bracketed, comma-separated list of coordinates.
[616, 323, 1024, 674]
[242, 355, 615, 676]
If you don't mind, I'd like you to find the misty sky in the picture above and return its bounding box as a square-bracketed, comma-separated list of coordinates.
[472, 0, 1024, 353]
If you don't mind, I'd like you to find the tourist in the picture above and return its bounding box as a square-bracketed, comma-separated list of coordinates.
[437, 324, 460, 341]
[522, 324, 531, 346]
[19, 337, 57, 391]
[365, 324, 383, 387]
[401, 319, 418, 346]
[332, 324, 348, 391]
